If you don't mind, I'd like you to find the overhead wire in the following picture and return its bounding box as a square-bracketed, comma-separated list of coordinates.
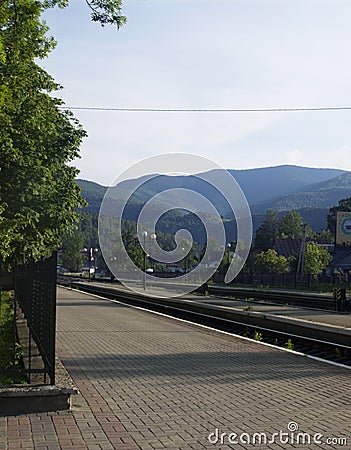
[58, 105, 351, 113]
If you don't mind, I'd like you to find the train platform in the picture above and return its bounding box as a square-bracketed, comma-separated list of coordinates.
[1, 286, 350, 449]
[196, 295, 351, 329]
[68, 281, 351, 348]
[72, 280, 351, 330]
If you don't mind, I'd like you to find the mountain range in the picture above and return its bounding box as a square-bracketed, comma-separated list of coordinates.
[77, 165, 351, 232]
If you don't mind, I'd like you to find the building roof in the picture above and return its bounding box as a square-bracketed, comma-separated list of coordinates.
[273, 238, 301, 258]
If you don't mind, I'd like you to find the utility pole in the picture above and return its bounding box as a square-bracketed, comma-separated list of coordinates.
[296, 223, 307, 281]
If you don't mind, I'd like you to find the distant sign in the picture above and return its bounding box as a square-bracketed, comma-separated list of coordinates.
[336, 212, 351, 245]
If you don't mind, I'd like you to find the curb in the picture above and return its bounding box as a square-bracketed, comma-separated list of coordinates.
[0, 384, 78, 415]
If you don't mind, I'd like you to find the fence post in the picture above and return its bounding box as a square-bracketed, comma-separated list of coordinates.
[333, 287, 346, 312]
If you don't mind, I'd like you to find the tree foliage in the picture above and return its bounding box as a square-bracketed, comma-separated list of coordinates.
[315, 229, 334, 244]
[0, 0, 126, 268]
[84, 0, 126, 27]
[254, 210, 279, 251]
[254, 249, 289, 274]
[60, 231, 84, 271]
[327, 197, 351, 233]
[303, 242, 332, 275]
[0, 0, 87, 267]
[255, 210, 315, 251]
[44, 0, 126, 27]
[278, 211, 304, 238]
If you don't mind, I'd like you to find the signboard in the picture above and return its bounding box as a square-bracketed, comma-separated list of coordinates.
[336, 211, 351, 245]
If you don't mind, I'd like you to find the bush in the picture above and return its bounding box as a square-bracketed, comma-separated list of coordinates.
[0, 291, 26, 384]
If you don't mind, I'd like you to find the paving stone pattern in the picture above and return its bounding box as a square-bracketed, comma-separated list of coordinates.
[1, 286, 350, 449]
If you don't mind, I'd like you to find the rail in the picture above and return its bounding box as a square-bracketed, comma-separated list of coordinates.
[207, 285, 350, 312]
[59, 274, 350, 312]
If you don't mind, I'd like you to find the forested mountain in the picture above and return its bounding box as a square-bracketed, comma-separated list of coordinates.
[228, 165, 345, 205]
[100, 165, 345, 215]
[76, 180, 107, 212]
[262, 172, 351, 212]
[76, 165, 350, 231]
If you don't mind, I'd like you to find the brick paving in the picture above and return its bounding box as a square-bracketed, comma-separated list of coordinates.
[1, 286, 351, 449]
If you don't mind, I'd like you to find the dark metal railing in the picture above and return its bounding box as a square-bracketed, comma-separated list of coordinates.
[213, 271, 351, 288]
[0, 254, 57, 385]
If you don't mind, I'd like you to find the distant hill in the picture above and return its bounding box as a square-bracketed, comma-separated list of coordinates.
[108, 165, 345, 213]
[266, 172, 351, 212]
[227, 165, 345, 206]
[76, 179, 107, 212]
[76, 165, 351, 231]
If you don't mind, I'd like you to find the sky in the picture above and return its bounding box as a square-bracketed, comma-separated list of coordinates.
[41, 0, 351, 185]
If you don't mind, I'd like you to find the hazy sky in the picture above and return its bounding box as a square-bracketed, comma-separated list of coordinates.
[42, 0, 351, 185]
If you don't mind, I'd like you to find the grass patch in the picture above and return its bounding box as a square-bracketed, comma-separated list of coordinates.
[0, 291, 26, 384]
[243, 305, 253, 311]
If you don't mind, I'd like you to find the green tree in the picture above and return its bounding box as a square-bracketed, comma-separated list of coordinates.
[316, 229, 334, 244]
[327, 197, 351, 233]
[254, 210, 279, 251]
[61, 231, 84, 272]
[79, 211, 99, 248]
[44, 0, 126, 27]
[128, 241, 150, 272]
[120, 232, 151, 272]
[0, 0, 86, 267]
[177, 239, 196, 271]
[83, 0, 126, 27]
[303, 242, 332, 275]
[254, 249, 289, 274]
[0, 0, 126, 269]
[279, 211, 304, 238]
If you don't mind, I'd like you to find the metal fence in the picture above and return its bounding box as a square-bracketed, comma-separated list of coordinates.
[0, 253, 57, 385]
[213, 270, 351, 288]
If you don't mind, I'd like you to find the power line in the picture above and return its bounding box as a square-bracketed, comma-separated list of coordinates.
[58, 105, 351, 113]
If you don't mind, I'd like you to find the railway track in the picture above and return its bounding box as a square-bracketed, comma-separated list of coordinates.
[59, 275, 350, 311]
[59, 280, 351, 368]
[207, 285, 350, 311]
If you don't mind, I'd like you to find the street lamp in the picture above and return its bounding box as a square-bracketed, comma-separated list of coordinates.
[226, 243, 231, 265]
[82, 248, 90, 282]
[83, 247, 98, 282]
[92, 248, 99, 273]
[142, 231, 148, 290]
[181, 247, 189, 282]
[150, 233, 157, 277]
[220, 243, 231, 265]
[135, 231, 157, 290]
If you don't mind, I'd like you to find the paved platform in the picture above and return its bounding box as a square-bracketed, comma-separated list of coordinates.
[1, 286, 351, 449]
[78, 280, 351, 329]
[198, 297, 351, 329]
